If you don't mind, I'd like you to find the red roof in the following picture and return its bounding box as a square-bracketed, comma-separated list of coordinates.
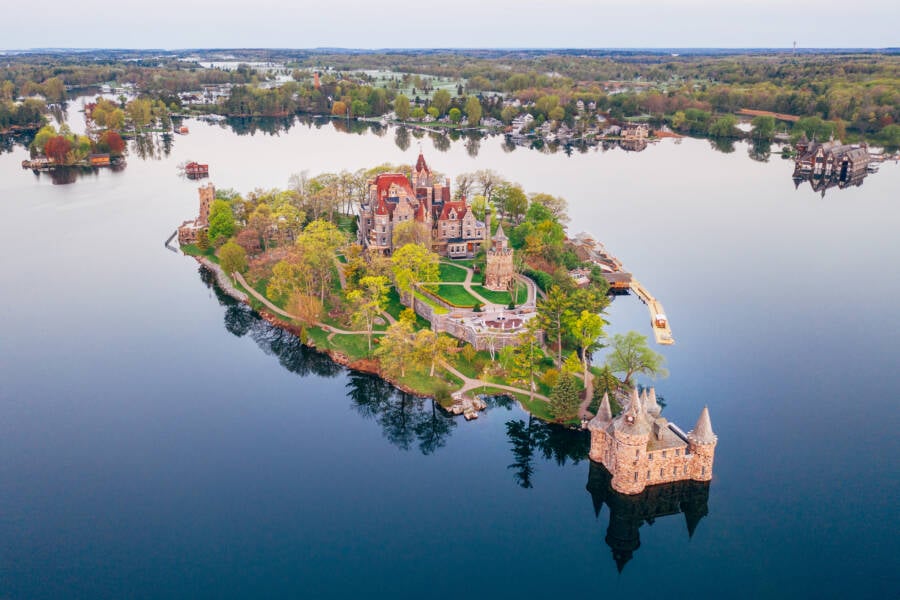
[375, 173, 414, 199]
[439, 201, 468, 221]
[415, 152, 430, 173]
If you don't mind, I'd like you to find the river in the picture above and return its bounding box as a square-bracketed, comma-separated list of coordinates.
[0, 99, 898, 598]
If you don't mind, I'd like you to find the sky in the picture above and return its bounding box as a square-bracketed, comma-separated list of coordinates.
[2, 0, 898, 50]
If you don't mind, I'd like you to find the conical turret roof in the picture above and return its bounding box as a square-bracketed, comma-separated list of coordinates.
[644, 387, 661, 417]
[493, 221, 508, 241]
[689, 406, 716, 444]
[614, 388, 650, 435]
[415, 151, 429, 173]
[598, 392, 613, 422]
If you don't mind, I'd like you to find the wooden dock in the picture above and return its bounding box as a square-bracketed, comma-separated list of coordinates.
[629, 278, 674, 345]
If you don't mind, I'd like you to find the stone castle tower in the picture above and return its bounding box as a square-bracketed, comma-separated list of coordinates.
[177, 182, 216, 245]
[588, 389, 717, 495]
[197, 182, 215, 227]
[484, 222, 514, 292]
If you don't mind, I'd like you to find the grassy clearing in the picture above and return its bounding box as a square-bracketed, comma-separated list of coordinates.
[330, 334, 372, 360]
[438, 262, 468, 282]
[470, 282, 528, 306]
[385, 288, 431, 328]
[434, 285, 479, 307]
[476, 386, 555, 421]
[181, 244, 218, 262]
[451, 350, 493, 378]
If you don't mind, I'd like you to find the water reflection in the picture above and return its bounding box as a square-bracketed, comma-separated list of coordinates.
[585, 461, 711, 573]
[346, 373, 456, 454]
[200, 266, 343, 378]
[504, 412, 590, 489]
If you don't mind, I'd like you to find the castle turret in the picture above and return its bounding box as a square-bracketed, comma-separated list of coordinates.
[587, 392, 613, 462]
[198, 182, 215, 226]
[688, 406, 717, 482]
[609, 389, 651, 494]
[484, 222, 514, 292]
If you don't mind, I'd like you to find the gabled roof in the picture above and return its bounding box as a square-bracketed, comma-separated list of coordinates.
[439, 201, 468, 220]
[375, 173, 415, 200]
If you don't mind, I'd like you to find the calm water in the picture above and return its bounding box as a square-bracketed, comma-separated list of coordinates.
[1, 103, 899, 598]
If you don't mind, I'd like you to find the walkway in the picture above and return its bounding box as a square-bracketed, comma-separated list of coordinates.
[233, 271, 379, 336]
[630, 278, 674, 345]
[443, 362, 550, 404]
[430, 261, 538, 312]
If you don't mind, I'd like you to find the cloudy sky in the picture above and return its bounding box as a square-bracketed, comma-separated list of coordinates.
[3, 0, 898, 49]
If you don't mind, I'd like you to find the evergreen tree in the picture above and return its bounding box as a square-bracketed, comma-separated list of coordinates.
[549, 374, 580, 421]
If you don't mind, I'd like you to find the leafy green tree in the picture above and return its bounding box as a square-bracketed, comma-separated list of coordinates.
[549, 373, 580, 421]
[431, 89, 451, 116]
[537, 285, 574, 365]
[571, 310, 606, 386]
[510, 325, 542, 400]
[394, 94, 411, 121]
[751, 115, 776, 141]
[295, 219, 347, 303]
[593, 365, 621, 415]
[562, 351, 582, 376]
[218, 240, 248, 275]
[207, 200, 236, 244]
[391, 243, 440, 301]
[414, 330, 457, 377]
[449, 108, 462, 123]
[708, 114, 739, 138]
[605, 331, 668, 385]
[494, 182, 528, 224]
[347, 275, 389, 353]
[196, 229, 210, 251]
[464, 96, 482, 125]
[375, 320, 416, 378]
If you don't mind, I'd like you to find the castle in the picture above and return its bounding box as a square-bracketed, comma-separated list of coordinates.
[177, 183, 215, 245]
[483, 222, 514, 291]
[357, 152, 488, 258]
[588, 388, 716, 495]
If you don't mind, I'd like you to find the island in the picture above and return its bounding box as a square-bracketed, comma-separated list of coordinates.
[173, 151, 715, 492]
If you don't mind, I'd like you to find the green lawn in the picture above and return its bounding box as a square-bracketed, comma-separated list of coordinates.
[471, 282, 528, 306]
[477, 386, 555, 421]
[414, 290, 449, 314]
[181, 243, 218, 262]
[433, 285, 479, 308]
[451, 350, 493, 378]
[384, 288, 431, 329]
[438, 262, 468, 282]
[330, 333, 372, 360]
[448, 258, 475, 269]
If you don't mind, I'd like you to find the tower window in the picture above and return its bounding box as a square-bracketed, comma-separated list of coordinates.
[633, 472, 638, 482]
[647, 470, 651, 480]
[660, 468, 664, 477]
[702, 466, 707, 476]
[648, 453, 653, 461]
[662, 451, 667, 458]
[635, 449, 639, 458]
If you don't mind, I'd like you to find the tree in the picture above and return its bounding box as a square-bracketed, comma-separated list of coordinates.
[605, 331, 668, 386]
[98, 130, 126, 155]
[392, 220, 431, 247]
[44, 135, 71, 164]
[470, 195, 488, 221]
[549, 374, 580, 421]
[331, 100, 348, 116]
[708, 114, 739, 138]
[571, 310, 606, 389]
[449, 108, 462, 124]
[431, 89, 451, 115]
[289, 292, 323, 326]
[537, 285, 573, 365]
[207, 200, 236, 244]
[751, 115, 776, 141]
[464, 96, 482, 125]
[218, 240, 248, 275]
[347, 275, 389, 353]
[391, 243, 439, 301]
[196, 229, 210, 251]
[295, 219, 347, 303]
[375, 320, 417, 378]
[562, 351, 582, 376]
[510, 325, 542, 400]
[126, 98, 153, 131]
[394, 94, 411, 121]
[494, 183, 528, 224]
[529, 193, 569, 223]
[414, 330, 457, 377]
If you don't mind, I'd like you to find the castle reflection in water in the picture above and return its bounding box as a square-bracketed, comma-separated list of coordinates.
[585, 461, 711, 572]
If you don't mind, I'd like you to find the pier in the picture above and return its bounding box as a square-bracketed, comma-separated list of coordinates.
[629, 278, 674, 345]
